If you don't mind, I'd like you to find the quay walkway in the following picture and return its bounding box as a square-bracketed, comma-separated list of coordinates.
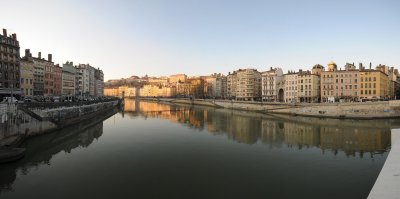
[368, 129, 400, 199]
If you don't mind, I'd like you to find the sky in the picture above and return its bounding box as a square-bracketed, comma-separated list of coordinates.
[1, 0, 399, 81]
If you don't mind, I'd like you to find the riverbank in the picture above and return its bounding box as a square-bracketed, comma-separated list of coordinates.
[368, 128, 400, 199]
[0, 100, 120, 163]
[138, 97, 400, 119]
[0, 100, 120, 144]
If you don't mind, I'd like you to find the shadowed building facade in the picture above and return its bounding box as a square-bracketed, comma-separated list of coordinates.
[0, 29, 21, 98]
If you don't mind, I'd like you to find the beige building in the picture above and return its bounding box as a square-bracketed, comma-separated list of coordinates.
[262, 67, 283, 102]
[20, 49, 34, 97]
[202, 73, 226, 99]
[284, 71, 298, 102]
[235, 68, 261, 101]
[297, 70, 320, 103]
[226, 71, 238, 99]
[176, 77, 204, 98]
[215, 75, 227, 99]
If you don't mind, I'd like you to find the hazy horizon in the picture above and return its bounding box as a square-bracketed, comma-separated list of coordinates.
[2, 0, 399, 81]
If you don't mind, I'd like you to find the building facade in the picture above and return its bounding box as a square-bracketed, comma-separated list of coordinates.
[169, 74, 187, 84]
[94, 68, 104, 97]
[262, 67, 283, 102]
[32, 52, 46, 96]
[75, 64, 90, 97]
[0, 28, 21, 98]
[297, 70, 320, 103]
[43, 54, 55, 97]
[62, 61, 76, 96]
[235, 69, 261, 101]
[359, 69, 388, 100]
[215, 75, 227, 99]
[20, 49, 34, 97]
[284, 72, 298, 103]
[320, 61, 360, 102]
[226, 71, 237, 99]
[53, 64, 62, 96]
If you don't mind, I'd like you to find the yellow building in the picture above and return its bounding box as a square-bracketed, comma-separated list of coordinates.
[359, 70, 389, 100]
[169, 74, 187, 84]
[140, 85, 159, 97]
[126, 87, 137, 97]
[139, 84, 176, 97]
[20, 49, 34, 97]
[104, 87, 119, 97]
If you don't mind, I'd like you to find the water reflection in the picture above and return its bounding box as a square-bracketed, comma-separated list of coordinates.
[123, 99, 391, 157]
[0, 100, 394, 199]
[0, 108, 117, 194]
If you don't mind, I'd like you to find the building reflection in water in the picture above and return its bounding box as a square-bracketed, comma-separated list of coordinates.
[0, 109, 114, 193]
[124, 99, 391, 157]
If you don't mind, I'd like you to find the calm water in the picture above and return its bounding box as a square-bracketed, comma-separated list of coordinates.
[0, 99, 396, 199]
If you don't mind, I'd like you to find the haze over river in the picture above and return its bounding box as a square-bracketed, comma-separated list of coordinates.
[0, 99, 396, 199]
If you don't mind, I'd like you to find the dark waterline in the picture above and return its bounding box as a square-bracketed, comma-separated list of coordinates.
[0, 99, 394, 199]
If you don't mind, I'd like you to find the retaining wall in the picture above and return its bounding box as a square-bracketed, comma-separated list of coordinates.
[140, 98, 400, 119]
[0, 100, 119, 140]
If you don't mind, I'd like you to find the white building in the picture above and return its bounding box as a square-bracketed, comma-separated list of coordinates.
[262, 67, 283, 102]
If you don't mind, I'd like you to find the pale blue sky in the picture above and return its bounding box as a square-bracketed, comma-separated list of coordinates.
[1, 0, 399, 80]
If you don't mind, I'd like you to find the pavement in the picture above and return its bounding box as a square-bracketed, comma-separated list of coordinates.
[368, 129, 400, 199]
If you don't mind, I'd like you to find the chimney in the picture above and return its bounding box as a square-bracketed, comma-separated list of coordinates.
[359, 63, 363, 70]
[38, 52, 41, 59]
[25, 49, 30, 57]
[369, 62, 372, 69]
[270, 67, 272, 70]
[12, 33, 16, 40]
[48, 54, 52, 62]
[2, 29, 7, 36]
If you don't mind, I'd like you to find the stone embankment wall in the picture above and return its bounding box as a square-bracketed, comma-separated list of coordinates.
[140, 97, 400, 119]
[0, 100, 119, 140]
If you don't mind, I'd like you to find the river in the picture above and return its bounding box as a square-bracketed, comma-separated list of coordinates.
[0, 99, 396, 199]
